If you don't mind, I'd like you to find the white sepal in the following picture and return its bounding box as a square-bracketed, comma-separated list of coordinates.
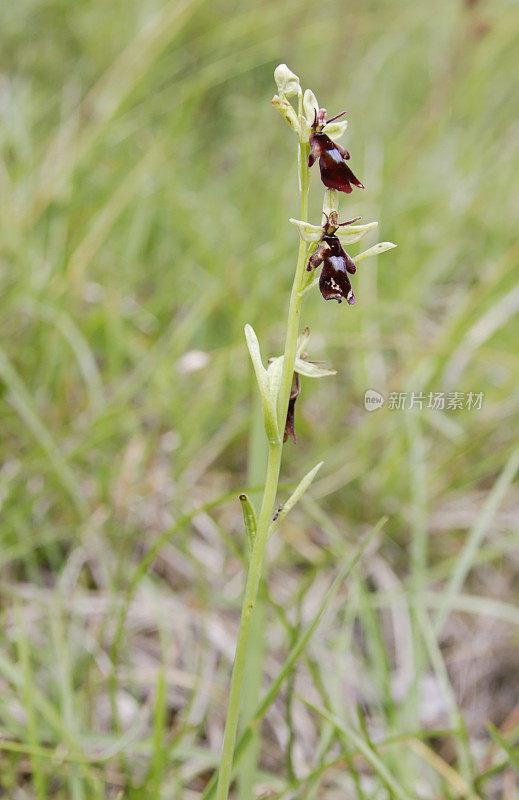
[289, 218, 322, 242]
[323, 119, 348, 141]
[303, 89, 319, 124]
[269, 461, 324, 537]
[295, 359, 336, 378]
[337, 220, 378, 238]
[355, 242, 397, 263]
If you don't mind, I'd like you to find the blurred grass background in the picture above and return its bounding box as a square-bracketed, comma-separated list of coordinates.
[1, 0, 519, 797]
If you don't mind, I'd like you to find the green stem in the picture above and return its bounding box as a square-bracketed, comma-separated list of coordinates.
[276, 154, 309, 434]
[215, 135, 310, 800]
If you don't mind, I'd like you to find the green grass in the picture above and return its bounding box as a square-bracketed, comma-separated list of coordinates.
[1, 0, 519, 797]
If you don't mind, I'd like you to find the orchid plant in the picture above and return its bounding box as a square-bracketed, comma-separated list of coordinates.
[214, 64, 396, 800]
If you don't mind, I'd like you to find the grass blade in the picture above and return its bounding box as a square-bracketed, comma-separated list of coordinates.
[434, 448, 519, 635]
[201, 517, 386, 799]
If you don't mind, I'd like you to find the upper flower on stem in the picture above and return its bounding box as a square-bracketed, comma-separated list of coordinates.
[301, 89, 348, 142]
[308, 107, 364, 194]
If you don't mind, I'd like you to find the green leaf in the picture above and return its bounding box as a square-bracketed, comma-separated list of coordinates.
[299, 700, 414, 800]
[268, 461, 323, 537]
[244, 324, 280, 445]
[239, 494, 257, 553]
[201, 518, 386, 800]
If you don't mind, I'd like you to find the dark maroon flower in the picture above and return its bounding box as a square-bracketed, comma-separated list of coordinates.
[308, 109, 364, 194]
[307, 212, 361, 304]
[284, 373, 301, 443]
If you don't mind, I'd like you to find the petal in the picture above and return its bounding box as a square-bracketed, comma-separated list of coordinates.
[307, 242, 327, 270]
[308, 132, 323, 167]
[344, 251, 357, 275]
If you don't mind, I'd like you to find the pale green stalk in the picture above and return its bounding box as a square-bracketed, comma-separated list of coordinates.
[215, 135, 310, 800]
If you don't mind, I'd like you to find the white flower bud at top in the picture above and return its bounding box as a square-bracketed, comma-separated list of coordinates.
[303, 89, 319, 124]
[274, 64, 301, 98]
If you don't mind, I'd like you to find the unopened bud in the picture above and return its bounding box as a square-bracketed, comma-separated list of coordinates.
[274, 64, 301, 98]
